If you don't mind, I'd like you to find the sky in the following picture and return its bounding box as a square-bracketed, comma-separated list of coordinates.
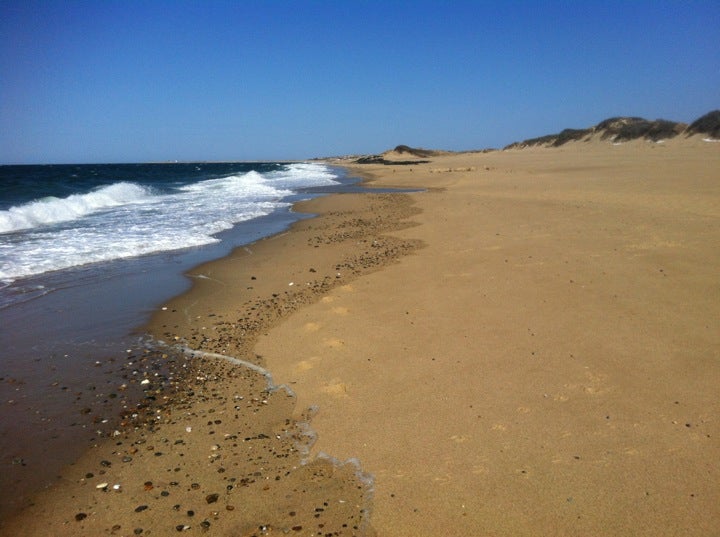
[1, 1, 718, 164]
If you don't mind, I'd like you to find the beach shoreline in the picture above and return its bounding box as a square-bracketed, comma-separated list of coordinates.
[3, 137, 720, 535]
[1, 175, 423, 535]
[0, 162, 370, 522]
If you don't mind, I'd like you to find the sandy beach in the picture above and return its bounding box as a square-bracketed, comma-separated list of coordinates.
[3, 136, 719, 536]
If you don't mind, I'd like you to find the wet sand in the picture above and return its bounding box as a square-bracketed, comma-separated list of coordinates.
[3, 137, 719, 535]
[1, 190, 421, 536]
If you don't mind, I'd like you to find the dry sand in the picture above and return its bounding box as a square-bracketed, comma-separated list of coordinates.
[2, 136, 719, 536]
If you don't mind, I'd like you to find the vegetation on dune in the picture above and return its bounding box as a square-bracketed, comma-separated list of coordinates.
[686, 110, 720, 138]
[349, 109, 719, 162]
[392, 145, 441, 158]
[504, 110, 717, 149]
[596, 117, 685, 142]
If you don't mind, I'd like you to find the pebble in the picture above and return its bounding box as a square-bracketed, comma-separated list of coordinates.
[96, 482, 109, 489]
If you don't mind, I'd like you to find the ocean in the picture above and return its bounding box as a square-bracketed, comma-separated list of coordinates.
[0, 161, 352, 517]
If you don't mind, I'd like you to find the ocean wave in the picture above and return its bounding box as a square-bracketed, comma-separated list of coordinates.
[179, 170, 292, 199]
[0, 163, 341, 283]
[270, 163, 339, 187]
[0, 182, 152, 234]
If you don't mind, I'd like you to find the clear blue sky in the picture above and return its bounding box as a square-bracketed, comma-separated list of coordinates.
[1, 0, 718, 163]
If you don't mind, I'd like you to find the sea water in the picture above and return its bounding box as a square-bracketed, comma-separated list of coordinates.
[0, 162, 341, 288]
[0, 161, 348, 517]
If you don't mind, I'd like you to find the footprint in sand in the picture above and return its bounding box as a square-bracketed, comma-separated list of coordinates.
[320, 379, 349, 397]
[332, 306, 349, 315]
[583, 371, 609, 395]
[565, 372, 608, 395]
[321, 296, 335, 304]
[303, 321, 322, 332]
[294, 356, 320, 373]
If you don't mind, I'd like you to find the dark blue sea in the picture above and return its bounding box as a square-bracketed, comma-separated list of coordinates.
[0, 161, 355, 518]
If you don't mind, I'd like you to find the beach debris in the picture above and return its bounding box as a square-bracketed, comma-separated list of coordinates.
[74, 512, 87, 521]
[96, 482, 108, 489]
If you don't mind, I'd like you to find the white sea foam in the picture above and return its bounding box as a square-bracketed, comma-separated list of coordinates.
[0, 182, 152, 234]
[0, 163, 340, 282]
[267, 162, 339, 187]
